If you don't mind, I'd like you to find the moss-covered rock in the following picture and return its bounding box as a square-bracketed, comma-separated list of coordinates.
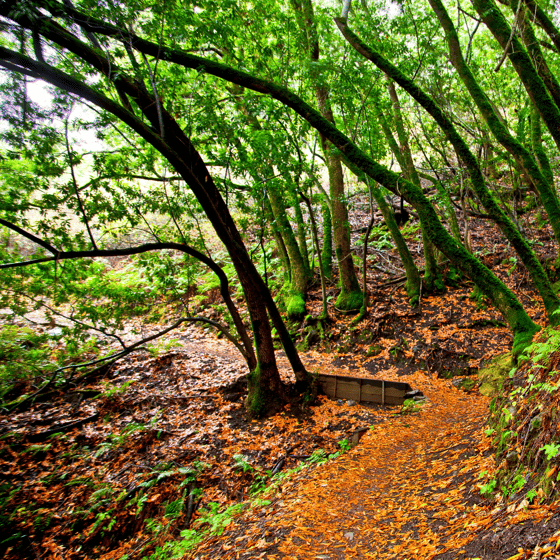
[478, 352, 515, 397]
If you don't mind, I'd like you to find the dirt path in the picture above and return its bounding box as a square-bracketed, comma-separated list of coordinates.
[192, 372, 559, 560]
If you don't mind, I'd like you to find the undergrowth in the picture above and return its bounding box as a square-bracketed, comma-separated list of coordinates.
[484, 326, 560, 504]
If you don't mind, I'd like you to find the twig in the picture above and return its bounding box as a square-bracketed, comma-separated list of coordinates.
[28, 413, 99, 441]
[495, 0, 523, 72]
[64, 115, 98, 250]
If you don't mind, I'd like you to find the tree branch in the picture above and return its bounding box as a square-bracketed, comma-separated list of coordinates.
[0, 218, 59, 253]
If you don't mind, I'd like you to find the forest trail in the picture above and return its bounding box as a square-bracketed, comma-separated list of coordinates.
[192, 366, 559, 560]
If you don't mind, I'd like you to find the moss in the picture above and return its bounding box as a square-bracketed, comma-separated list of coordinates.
[445, 267, 462, 287]
[245, 367, 267, 418]
[512, 327, 539, 357]
[286, 292, 306, 321]
[335, 289, 363, 311]
[459, 377, 477, 391]
[407, 292, 420, 308]
[478, 352, 515, 397]
[321, 197, 333, 279]
[423, 272, 446, 295]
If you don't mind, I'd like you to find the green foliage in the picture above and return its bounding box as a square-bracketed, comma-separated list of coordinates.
[368, 223, 393, 251]
[338, 439, 352, 452]
[539, 442, 560, 461]
[479, 477, 497, 498]
[94, 414, 160, 458]
[400, 398, 423, 415]
[196, 501, 245, 536]
[0, 325, 54, 400]
[487, 327, 560, 502]
[99, 379, 136, 399]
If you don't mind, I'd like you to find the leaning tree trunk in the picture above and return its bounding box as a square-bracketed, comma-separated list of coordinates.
[530, 105, 554, 188]
[373, 188, 421, 306]
[425, 0, 560, 251]
[1, 12, 310, 417]
[264, 198, 291, 287]
[471, 0, 560, 151]
[333, 15, 560, 326]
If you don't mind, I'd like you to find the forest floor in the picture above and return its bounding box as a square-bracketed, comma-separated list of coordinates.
[2, 210, 560, 559]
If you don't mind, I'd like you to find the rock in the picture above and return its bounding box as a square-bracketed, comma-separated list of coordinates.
[404, 389, 424, 400]
[347, 400, 357, 406]
[506, 450, 518, 467]
[344, 531, 355, 541]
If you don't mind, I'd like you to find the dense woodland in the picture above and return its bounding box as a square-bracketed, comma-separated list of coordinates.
[2, 0, 560, 558]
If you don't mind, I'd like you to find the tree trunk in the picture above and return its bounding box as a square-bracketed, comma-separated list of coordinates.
[291, 0, 363, 311]
[267, 184, 309, 321]
[373, 188, 421, 306]
[321, 195, 334, 280]
[387, 79, 444, 294]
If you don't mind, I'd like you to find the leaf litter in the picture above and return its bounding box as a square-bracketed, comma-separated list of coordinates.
[2, 215, 560, 559]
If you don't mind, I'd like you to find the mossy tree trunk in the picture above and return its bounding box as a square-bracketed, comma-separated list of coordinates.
[386, 79, 445, 294]
[516, 1, 560, 111]
[321, 195, 334, 280]
[267, 183, 310, 321]
[264, 197, 291, 287]
[332, 16, 560, 324]
[231, 86, 311, 322]
[301, 191, 330, 320]
[470, 0, 560, 151]
[291, 0, 363, 311]
[352, 179, 375, 324]
[373, 187, 421, 306]
[325, 149, 363, 310]
[427, 0, 560, 252]
[375, 103, 422, 303]
[521, 0, 560, 55]
[530, 105, 554, 188]
[287, 180, 311, 273]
